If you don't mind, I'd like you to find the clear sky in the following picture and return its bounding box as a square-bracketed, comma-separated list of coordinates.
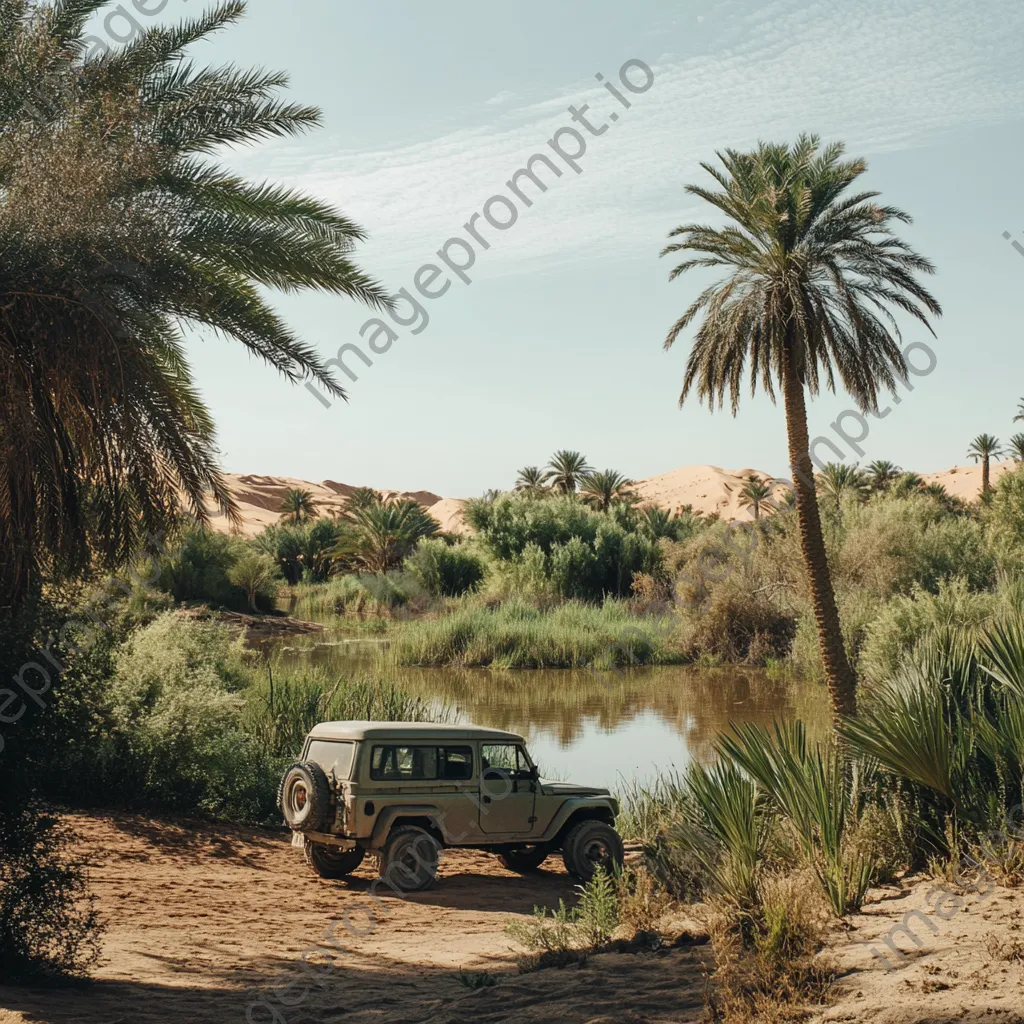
[134, 0, 1024, 495]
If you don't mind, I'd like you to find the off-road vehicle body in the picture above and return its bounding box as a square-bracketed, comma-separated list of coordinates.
[278, 721, 624, 891]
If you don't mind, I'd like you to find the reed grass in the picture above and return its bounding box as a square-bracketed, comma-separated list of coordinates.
[387, 598, 682, 669]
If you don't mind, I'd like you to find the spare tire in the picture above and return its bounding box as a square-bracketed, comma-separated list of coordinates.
[279, 761, 333, 832]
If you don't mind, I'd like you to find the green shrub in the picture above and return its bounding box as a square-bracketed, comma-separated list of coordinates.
[254, 518, 348, 584]
[290, 571, 427, 622]
[153, 528, 256, 611]
[404, 538, 485, 596]
[389, 597, 680, 669]
[463, 493, 663, 601]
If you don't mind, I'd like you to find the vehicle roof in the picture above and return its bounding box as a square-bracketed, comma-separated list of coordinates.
[307, 721, 525, 743]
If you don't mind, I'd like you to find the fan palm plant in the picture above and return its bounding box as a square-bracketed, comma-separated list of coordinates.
[637, 505, 680, 540]
[866, 460, 901, 491]
[967, 434, 1003, 496]
[661, 135, 941, 719]
[579, 469, 634, 512]
[279, 488, 318, 524]
[737, 476, 773, 521]
[514, 466, 547, 496]
[0, 0, 389, 611]
[1007, 434, 1024, 464]
[544, 450, 591, 494]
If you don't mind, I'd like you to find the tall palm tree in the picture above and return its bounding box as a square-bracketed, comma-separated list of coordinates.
[866, 460, 901, 491]
[661, 135, 941, 719]
[0, 1, 389, 611]
[279, 488, 318, 524]
[817, 463, 870, 510]
[544, 450, 591, 494]
[579, 469, 635, 512]
[1008, 433, 1024, 464]
[967, 434, 1003, 496]
[514, 466, 547, 496]
[737, 476, 773, 521]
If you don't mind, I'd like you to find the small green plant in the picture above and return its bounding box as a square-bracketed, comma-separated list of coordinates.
[573, 868, 619, 946]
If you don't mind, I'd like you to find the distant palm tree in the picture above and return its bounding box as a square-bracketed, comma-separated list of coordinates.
[661, 135, 940, 719]
[227, 552, 280, 612]
[580, 470, 635, 512]
[1014, 398, 1024, 423]
[544, 450, 591, 494]
[967, 434, 1004, 496]
[336, 497, 439, 573]
[866, 460, 902, 491]
[637, 506, 679, 540]
[737, 477, 774, 521]
[891, 471, 925, 497]
[280, 488, 319, 523]
[1008, 433, 1024, 464]
[343, 487, 384, 513]
[515, 466, 547, 495]
[817, 463, 869, 510]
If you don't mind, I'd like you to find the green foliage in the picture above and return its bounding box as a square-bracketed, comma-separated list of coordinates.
[389, 597, 679, 669]
[719, 722, 873, 915]
[544, 450, 592, 494]
[404, 538, 486, 597]
[254, 518, 348, 584]
[227, 551, 281, 612]
[290, 571, 427, 622]
[335, 496, 440, 573]
[0, 805, 101, 981]
[154, 528, 252, 611]
[0, 0, 389, 611]
[463, 492, 663, 602]
[278, 488, 319, 523]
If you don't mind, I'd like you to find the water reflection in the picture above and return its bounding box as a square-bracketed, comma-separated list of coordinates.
[268, 638, 829, 792]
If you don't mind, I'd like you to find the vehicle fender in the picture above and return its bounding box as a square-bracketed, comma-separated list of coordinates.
[537, 799, 616, 843]
[368, 803, 446, 850]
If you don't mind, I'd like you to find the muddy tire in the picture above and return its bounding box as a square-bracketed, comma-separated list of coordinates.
[561, 820, 624, 881]
[305, 842, 365, 879]
[279, 761, 332, 833]
[380, 826, 441, 892]
[499, 845, 550, 873]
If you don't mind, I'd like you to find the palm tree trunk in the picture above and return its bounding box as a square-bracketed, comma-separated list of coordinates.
[982, 456, 990, 496]
[781, 347, 858, 719]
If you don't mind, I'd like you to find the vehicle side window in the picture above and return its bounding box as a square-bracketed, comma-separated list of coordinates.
[439, 746, 473, 780]
[481, 744, 532, 781]
[370, 745, 438, 781]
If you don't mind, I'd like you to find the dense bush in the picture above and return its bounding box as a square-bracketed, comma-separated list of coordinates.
[404, 538, 486, 596]
[463, 493, 663, 601]
[253, 518, 348, 584]
[152, 528, 256, 612]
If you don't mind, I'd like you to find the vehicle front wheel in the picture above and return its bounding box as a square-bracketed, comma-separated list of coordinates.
[561, 820, 624, 881]
[380, 826, 441, 892]
[499, 844, 550, 873]
[305, 841, 366, 879]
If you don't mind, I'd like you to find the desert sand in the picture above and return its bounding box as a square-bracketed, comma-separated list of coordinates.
[203, 460, 1017, 539]
[2, 814, 1021, 1024]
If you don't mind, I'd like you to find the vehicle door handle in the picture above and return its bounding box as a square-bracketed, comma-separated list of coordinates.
[482, 795, 492, 803]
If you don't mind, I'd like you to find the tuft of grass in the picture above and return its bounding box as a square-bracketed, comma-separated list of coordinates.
[388, 597, 682, 669]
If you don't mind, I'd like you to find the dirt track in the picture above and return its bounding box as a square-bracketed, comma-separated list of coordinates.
[0, 813, 709, 1024]
[3, 813, 1024, 1024]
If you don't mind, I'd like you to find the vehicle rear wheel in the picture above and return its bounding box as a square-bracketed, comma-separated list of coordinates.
[279, 761, 332, 832]
[305, 842, 366, 879]
[380, 826, 441, 892]
[499, 844, 550, 873]
[561, 820, 624, 881]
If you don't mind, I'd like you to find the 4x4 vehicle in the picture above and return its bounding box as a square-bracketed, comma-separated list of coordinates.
[278, 721, 624, 891]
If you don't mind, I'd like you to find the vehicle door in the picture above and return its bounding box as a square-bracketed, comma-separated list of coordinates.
[479, 742, 537, 834]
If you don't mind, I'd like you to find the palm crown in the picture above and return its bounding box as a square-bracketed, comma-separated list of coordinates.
[1008, 434, 1024, 463]
[544, 450, 592, 494]
[279, 488, 319, 523]
[514, 467, 547, 494]
[1, 0, 389, 608]
[737, 476, 774, 520]
[866, 460, 901, 490]
[579, 470, 635, 512]
[662, 135, 940, 719]
[967, 433, 1003, 496]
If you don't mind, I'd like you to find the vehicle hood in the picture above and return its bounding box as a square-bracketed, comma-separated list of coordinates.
[540, 780, 611, 798]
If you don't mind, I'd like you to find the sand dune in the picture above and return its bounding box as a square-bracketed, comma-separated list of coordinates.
[205, 460, 1015, 538]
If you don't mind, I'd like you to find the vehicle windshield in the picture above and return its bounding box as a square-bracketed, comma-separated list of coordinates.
[305, 739, 356, 781]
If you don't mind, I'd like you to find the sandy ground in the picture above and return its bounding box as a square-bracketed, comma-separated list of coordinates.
[4, 817, 1022, 1024]
[0, 814, 709, 1024]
